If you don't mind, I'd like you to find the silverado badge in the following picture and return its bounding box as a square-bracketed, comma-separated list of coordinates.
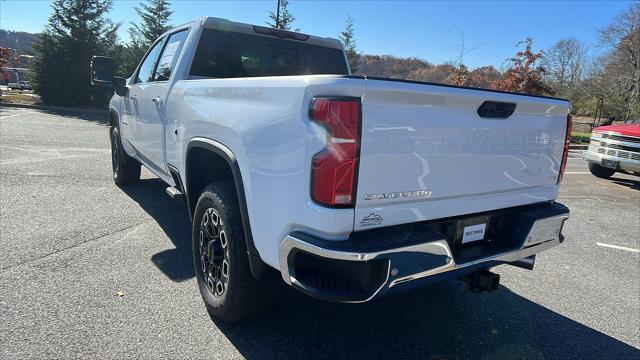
[363, 190, 432, 201]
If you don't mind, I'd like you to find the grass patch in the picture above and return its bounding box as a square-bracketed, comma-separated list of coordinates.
[572, 131, 592, 137]
[570, 131, 592, 144]
[0, 92, 41, 106]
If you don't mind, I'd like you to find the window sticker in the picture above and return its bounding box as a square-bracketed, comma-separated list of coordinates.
[158, 41, 180, 71]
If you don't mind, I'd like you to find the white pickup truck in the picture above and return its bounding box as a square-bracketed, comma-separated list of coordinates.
[92, 17, 571, 323]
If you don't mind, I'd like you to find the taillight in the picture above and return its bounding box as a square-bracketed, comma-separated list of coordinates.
[558, 113, 572, 184]
[309, 97, 361, 207]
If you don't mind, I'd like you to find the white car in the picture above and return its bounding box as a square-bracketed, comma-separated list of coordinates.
[8, 80, 31, 90]
[92, 17, 571, 323]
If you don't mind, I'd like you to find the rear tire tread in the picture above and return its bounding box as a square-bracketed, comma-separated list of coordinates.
[194, 182, 271, 323]
[111, 126, 140, 186]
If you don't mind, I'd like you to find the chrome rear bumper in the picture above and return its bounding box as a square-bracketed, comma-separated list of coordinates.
[279, 203, 569, 302]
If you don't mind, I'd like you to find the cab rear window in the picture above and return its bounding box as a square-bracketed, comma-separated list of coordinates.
[190, 28, 348, 78]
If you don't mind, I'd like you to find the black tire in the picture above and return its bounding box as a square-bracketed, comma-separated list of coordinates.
[589, 162, 616, 179]
[192, 182, 270, 323]
[110, 126, 140, 186]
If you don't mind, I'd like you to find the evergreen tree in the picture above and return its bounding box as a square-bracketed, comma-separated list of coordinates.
[340, 15, 359, 73]
[32, 0, 119, 106]
[124, 0, 173, 76]
[267, 0, 298, 31]
[129, 0, 173, 49]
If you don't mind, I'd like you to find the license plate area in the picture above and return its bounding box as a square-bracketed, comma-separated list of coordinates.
[455, 215, 492, 247]
[601, 159, 617, 169]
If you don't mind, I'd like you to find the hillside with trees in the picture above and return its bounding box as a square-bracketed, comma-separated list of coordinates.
[0, 30, 39, 54]
[2, 0, 636, 120]
[350, 3, 639, 121]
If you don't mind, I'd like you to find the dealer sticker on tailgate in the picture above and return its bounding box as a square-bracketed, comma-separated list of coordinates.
[462, 223, 487, 244]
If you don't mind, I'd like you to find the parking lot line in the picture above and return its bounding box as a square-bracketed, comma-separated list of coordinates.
[0, 111, 39, 119]
[596, 242, 640, 253]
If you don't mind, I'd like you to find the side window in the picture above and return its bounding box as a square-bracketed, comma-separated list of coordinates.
[153, 30, 188, 81]
[134, 37, 165, 84]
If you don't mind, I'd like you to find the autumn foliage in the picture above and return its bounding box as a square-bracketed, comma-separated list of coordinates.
[441, 37, 554, 95]
[444, 64, 471, 87]
[356, 38, 554, 96]
[490, 37, 554, 95]
[0, 47, 12, 82]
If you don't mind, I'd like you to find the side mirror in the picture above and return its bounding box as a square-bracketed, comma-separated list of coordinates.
[114, 77, 128, 97]
[90, 56, 114, 87]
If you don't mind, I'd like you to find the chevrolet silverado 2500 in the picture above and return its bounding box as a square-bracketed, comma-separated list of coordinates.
[91, 17, 571, 323]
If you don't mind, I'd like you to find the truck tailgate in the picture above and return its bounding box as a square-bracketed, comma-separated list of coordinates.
[354, 78, 570, 231]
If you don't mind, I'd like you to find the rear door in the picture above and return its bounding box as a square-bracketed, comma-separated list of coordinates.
[354, 79, 570, 230]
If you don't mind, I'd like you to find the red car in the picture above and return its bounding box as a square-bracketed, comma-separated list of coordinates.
[583, 122, 640, 178]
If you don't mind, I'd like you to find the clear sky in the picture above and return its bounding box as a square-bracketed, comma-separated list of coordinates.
[0, 0, 635, 69]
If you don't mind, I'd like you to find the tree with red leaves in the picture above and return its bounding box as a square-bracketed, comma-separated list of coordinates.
[492, 37, 554, 96]
[0, 47, 14, 83]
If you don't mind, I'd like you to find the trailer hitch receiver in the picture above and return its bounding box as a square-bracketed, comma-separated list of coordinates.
[462, 269, 500, 293]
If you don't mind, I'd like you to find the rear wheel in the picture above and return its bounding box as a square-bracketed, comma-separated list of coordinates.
[110, 126, 140, 186]
[588, 162, 616, 179]
[192, 182, 270, 323]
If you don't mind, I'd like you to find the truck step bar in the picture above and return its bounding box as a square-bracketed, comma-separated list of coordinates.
[165, 186, 183, 200]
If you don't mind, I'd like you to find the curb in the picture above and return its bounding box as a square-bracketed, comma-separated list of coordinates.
[0, 101, 108, 115]
[569, 145, 588, 150]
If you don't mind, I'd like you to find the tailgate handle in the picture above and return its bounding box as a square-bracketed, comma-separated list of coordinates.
[477, 101, 516, 119]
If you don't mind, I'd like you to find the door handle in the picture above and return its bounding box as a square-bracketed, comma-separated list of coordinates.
[129, 95, 137, 100]
[152, 97, 162, 104]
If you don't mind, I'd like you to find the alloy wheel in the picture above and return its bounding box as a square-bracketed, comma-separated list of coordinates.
[199, 208, 230, 297]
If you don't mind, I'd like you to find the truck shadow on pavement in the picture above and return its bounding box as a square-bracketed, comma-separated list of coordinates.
[220, 284, 640, 359]
[120, 178, 194, 282]
[123, 178, 639, 359]
[610, 175, 639, 190]
[37, 108, 110, 124]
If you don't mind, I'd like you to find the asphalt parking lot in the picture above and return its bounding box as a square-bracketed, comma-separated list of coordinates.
[1, 106, 639, 359]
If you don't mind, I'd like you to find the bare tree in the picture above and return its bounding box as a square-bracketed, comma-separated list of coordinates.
[594, 3, 640, 120]
[444, 26, 485, 87]
[449, 25, 484, 67]
[545, 38, 586, 89]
